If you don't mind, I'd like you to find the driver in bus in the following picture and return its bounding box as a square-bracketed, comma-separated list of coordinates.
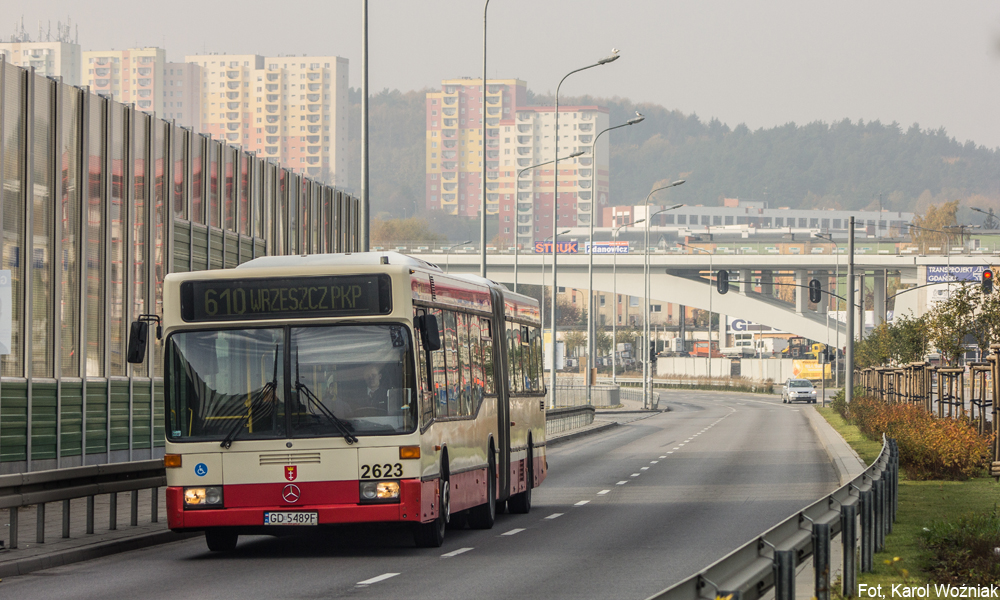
[326, 364, 389, 417]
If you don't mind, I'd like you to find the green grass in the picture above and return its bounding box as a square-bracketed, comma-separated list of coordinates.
[815, 407, 999, 594]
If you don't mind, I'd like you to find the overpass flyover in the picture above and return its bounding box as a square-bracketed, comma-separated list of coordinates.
[409, 250, 997, 342]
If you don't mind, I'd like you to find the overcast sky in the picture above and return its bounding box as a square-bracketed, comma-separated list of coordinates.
[9, 0, 1000, 148]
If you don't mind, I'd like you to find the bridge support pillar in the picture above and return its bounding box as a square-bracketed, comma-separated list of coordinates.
[873, 270, 886, 327]
[760, 270, 774, 297]
[795, 270, 808, 315]
[739, 269, 751, 295]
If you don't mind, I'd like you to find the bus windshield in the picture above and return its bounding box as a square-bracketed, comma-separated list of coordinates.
[166, 324, 418, 442]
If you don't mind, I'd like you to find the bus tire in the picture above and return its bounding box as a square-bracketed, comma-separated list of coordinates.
[508, 446, 532, 514]
[467, 453, 496, 529]
[414, 470, 449, 547]
[205, 529, 238, 552]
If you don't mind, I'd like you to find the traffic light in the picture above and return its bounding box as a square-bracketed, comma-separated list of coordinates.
[717, 269, 729, 295]
[808, 278, 822, 303]
[983, 269, 994, 294]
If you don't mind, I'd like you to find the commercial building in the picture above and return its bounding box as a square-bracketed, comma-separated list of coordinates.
[185, 53, 349, 187]
[82, 47, 166, 115]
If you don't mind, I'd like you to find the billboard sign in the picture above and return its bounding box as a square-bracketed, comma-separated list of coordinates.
[534, 240, 579, 254]
[927, 265, 993, 283]
[584, 241, 629, 255]
[726, 317, 785, 334]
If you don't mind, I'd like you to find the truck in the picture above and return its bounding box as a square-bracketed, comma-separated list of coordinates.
[755, 337, 788, 357]
[722, 333, 755, 357]
[780, 337, 813, 359]
[690, 340, 724, 358]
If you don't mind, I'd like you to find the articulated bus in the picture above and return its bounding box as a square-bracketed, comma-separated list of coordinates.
[127, 252, 546, 550]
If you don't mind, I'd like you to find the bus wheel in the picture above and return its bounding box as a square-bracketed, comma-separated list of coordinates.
[205, 529, 238, 552]
[508, 447, 532, 514]
[467, 454, 496, 529]
[414, 473, 449, 547]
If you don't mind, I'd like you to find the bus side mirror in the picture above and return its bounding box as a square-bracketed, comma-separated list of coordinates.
[126, 321, 148, 364]
[416, 314, 441, 351]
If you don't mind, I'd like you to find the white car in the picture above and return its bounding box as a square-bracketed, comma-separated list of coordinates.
[783, 378, 817, 404]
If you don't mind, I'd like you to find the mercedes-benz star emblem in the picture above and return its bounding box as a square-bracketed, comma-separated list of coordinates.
[282, 484, 301, 503]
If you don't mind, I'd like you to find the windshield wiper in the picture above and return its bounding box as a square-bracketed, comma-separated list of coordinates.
[221, 345, 280, 449]
[294, 350, 358, 444]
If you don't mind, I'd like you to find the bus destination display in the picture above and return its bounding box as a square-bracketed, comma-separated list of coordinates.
[180, 275, 391, 322]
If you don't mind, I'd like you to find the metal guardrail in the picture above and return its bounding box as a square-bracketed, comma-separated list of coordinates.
[1, 460, 166, 549]
[644, 436, 898, 600]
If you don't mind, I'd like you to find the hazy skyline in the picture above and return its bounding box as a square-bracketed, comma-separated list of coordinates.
[8, 0, 1000, 149]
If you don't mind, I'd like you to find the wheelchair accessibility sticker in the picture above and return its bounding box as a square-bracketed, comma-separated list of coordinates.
[195, 463, 208, 477]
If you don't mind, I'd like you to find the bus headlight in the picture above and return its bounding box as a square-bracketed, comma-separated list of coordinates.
[184, 486, 223, 508]
[359, 480, 401, 503]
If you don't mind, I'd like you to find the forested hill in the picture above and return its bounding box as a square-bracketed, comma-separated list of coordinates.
[348, 87, 1000, 227]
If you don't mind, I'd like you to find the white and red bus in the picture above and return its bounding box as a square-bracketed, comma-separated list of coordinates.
[127, 251, 546, 549]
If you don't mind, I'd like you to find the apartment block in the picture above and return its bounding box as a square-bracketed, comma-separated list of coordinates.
[186, 54, 348, 186]
[425, 78, 528, 218]
[501, 106, 610, 246]
[162, 62, 201, 130]
[0, 40, 80, 84]
[82, 47, 166, 114]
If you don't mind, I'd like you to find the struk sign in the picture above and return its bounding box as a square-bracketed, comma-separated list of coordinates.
[534, 240, 579, 254]
[585, 241, 630, 255]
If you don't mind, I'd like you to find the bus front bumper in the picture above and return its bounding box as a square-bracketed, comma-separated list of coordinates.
[166, 478, 437, 530]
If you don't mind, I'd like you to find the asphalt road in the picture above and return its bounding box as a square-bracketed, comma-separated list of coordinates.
[0, 391, 837, 600]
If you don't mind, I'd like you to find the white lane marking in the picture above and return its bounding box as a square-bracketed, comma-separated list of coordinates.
[616, 481, 628, 485]
[672, 447, 680, 450]
[659, 455, 666, 459]
[546, 513, 564, 519]
[502, 528, 526, 536]
[666, 451, 674, 454]
[358, 573, 400, 585]
[631, 473, 641, 477]
[597, 490, 610, 495]
[650, 460, 659, 464]
[574, 500, 590, 506]
[678, 443, 686, 447]
[441, 547, 474, 558]
[640, 467, 649, 471]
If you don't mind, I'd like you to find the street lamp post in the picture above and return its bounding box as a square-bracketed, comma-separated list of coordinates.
[541, 229, 571, 358]
[642, 185, 684, 410]
[445, 239, 472, 273]
[612, 218, 643, 384]
[479, 0, 491, 278]
[676, 241, 712, 383]
[516, 152, 584, 294]
[585, 113, 645, 405]
[549, 49, 620, 408]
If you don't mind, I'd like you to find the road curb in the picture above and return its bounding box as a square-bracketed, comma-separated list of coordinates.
[803, 406, 866, 485]
[0, 530, 201, 579]
[547, 422, 620, 447]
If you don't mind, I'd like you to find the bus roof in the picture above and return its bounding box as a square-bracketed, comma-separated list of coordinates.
[236, 251, 442, 272]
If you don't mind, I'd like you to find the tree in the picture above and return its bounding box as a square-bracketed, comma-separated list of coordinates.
[926, 284, 976, 364]
[910, 200, 959, 251]
[595, 328, 612, 357]
[370, 216, 446, 245]
[563, 331, 587, 358]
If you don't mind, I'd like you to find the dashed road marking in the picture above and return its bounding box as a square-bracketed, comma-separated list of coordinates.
[441, 547, 474, 558]
[616, 481, 628, 485]
[574, 500, 590, 506]
[358, 573, 400, 585]
[659, 455, 666, 459]
[640, 467, 649, 471]
[597, 490, 610, 495]
[546, 513, 564, 519]
[650, 460, 659, 464]
[630, 473, 641, 477]
[502, 528, 526, 536]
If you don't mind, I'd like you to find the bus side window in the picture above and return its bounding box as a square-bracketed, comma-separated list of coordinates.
[508, 321, 522, 394]
[443, 310, 459, 417]
[468, 314, 484, 410]
[456, 312, 472, 416]
[524, 326, 538, 391]
[414, 308, 434, 427]
[430, 308, 448, 419]
[481, 317, 494, 394]
[532, 326, 543, 391]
